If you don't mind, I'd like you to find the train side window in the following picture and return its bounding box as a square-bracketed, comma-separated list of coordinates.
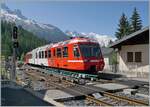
[57, 48, 61, 57]
[73, 46, 80, 57]
[39, 51, 41, 58]
[63, 47, 68, 57]
[36, 53, 38, 58]
[48, 50, 51, 58]
[42, 51, 44, 58]
[53, 49, 56, 57]
[45, 51, 47, 58]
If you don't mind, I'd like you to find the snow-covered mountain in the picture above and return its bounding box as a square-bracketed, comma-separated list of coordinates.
[1, 3, 69, 42]
[65, 31, 116, 47]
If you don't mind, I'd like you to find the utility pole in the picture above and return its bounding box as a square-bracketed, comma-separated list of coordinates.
[11, 26, 19, 82]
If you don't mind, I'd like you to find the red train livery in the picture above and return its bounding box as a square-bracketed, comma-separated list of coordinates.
[25, 37, 105, 74]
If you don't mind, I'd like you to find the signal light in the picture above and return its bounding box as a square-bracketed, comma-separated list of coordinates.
[13, 42, 19, 48]
[13, 26, 18, 39]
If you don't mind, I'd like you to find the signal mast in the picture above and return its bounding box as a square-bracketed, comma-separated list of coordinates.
[11, 26, 19, 82]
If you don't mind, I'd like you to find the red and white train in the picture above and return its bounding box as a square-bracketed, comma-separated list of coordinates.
[25, 37, 105, 74]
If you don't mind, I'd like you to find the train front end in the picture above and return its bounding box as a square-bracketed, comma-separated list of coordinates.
[78, 42, 105, 74]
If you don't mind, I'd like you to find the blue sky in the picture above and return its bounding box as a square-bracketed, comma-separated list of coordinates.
[4, 1, 149, 37]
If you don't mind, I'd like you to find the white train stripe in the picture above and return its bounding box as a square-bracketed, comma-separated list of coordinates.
[67, 60, 99, 63]
[67, 60, 84, 62]
[90, 60, 99, 62]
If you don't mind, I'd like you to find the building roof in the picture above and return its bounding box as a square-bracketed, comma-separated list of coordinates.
[110, 26, 149, 48]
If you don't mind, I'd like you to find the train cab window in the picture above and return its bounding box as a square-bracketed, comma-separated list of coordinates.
[79, 44, 101, 58]
[42, 51, 44, 58]
[39, 51, 41, 58]
[63, 47, 68, 57]
[57, 48, 61, 57]
[92, 46, 101, 57]
[48, 50, 51, 58]
[45, 51, 47, 58]
[73, 45, 80, 57]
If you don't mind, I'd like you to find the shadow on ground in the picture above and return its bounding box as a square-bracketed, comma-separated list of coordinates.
[1, 87, 53, 106]
[98, 72, 125, 80]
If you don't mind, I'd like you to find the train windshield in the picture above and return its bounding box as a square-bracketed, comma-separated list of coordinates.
[79, 44, 101, 58]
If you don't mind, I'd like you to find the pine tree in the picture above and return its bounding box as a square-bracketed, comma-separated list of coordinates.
[1, 21, 47, 58]
[115, 13, 131, 39]
[130, 7, 142, 32]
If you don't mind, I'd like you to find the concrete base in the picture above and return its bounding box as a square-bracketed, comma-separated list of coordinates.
[123, 89, 137, 95]
[94, 83, 129, 91]
[44, 89, 74, 100]
[135, 93, 149, 99]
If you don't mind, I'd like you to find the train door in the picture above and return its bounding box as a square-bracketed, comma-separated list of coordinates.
[33, 50, 37, 64]
[71, 44, 82, 69]
[62, 46, 68, 69]
[51, 48, 56, 67]
[73, 45, 80, 59]
[56, 48, 61, 68]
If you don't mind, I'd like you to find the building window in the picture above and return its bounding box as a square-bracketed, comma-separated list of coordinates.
[48, 50, 51, 58]
[135, 52, 142, 62]
[39, 51, 41, 58]
[127, 52, 133, 62]
[45, 51, 47, 58]
[42, 51, 44, 58]
[73, 45, 80, 57]
[57, 48, 61, 57]
[63, 47, 68, 57]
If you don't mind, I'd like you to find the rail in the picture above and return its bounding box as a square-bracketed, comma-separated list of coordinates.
[23, 65, 149, 106]
[103, 92, 149, 106]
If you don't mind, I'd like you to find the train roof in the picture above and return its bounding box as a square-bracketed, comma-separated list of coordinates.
[28, 37, 98, 53]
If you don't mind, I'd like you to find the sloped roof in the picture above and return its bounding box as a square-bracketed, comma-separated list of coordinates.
[110, 26, 149, 48]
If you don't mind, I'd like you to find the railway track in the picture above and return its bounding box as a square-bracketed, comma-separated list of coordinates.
[22, 65, 149, 106]
[24, 67, 113, 106]
[137, 85, 149, 95]
[46, 76, 113, 106]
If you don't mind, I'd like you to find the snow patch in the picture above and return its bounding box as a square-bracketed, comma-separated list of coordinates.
[66, 31, 116, 47]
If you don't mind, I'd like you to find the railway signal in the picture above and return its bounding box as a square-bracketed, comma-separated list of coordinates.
[10, 26, 19, 82]
[13, 41, 19, 48]
[12, 26, 19, 48]
[13, 26, 18, 39]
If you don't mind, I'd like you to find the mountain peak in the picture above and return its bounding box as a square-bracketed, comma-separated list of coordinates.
[14, 9, 27, 20]
[65, 31, 116, 47]
[1, 3, 68, 42]
[1, 3, 27, 20]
